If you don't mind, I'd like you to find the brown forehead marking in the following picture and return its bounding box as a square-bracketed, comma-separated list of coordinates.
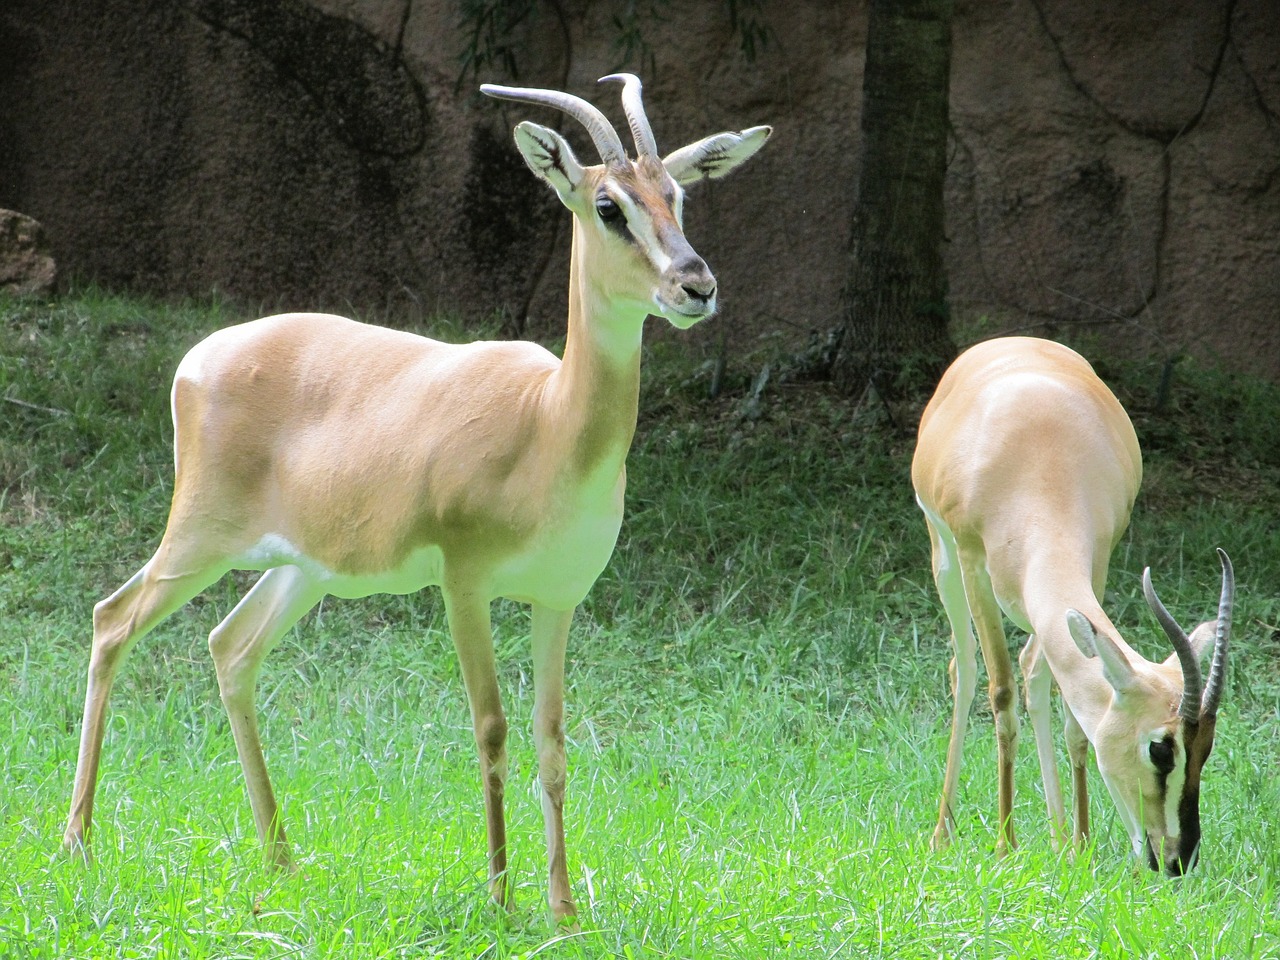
[604, 159, 675, 209]
[1171, 716, 1215, 875]
[1182, 717, 1217, 786]
[601, 173, 684, 254]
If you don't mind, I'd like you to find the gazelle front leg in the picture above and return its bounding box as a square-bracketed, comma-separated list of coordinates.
[443, 580, 510, 911]
[531, 604, 578, 924]
[1063, 701, 1091, 848]
[1019, 634, 1070, 851]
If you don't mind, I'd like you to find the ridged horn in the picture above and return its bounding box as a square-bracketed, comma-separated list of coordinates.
[1144, 566, 1203, 726]
[480, 83, 627, 167]
[599, 73, 658, 158]
[1201, 548, 1234, 719]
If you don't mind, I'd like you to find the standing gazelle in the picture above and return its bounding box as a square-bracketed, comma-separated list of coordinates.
[911, 336, 1233, 874]
[62, 76, 770, 922]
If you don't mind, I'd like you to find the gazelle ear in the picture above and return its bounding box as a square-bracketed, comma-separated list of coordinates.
[1163, 620, 1217, 667]
[513, 121, 587, 205]
[663, 125, 772, 186]
[1068, 609, 1136, 695]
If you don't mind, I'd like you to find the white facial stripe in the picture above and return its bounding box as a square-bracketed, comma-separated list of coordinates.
[1163, 729, 1187, 843]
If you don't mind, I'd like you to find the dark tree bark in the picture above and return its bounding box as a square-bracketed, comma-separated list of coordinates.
[831, 0, 956, 400]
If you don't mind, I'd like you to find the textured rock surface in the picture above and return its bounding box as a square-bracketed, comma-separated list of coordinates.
[0, 209, 55, 296]
[0, 0, 1276, 376]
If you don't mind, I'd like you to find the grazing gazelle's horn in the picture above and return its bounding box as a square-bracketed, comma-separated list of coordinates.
[480, 83, 628, 168]
[1201, 548, 1234, 719]
[1144, 566, 1203, 727]
[600, 73, 658, 159]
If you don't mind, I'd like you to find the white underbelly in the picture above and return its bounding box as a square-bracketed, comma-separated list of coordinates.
[232, 533, 445, 599]
[232, 502, 622, 609]
[325, 546, 447, 599]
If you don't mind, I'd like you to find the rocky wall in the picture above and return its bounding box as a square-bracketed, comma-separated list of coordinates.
[0, 0, 1276, 377]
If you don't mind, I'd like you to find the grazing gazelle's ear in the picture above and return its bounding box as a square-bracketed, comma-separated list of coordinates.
[1068, 609, 1136, 696]
[663, 126, 772, 186]
[513, 121, 587, 204]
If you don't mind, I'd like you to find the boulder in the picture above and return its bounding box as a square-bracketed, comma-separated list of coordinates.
[0, 210, 56, 297]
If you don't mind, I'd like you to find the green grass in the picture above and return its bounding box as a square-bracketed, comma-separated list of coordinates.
[2, 290, 1280, 958]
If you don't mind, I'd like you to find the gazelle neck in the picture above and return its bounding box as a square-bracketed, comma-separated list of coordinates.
[548, 221, 647, 478]
[1022, 553, 1130, 739]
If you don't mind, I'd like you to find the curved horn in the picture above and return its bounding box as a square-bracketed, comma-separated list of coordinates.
[1201, 548, 1234, 718]
[1144, 566, 1203, 726]
[599, 73, 658, 158]
[480, 83, 627, 167]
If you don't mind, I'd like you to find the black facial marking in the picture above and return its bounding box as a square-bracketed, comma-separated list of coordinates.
[1149, 737, 1176, 823]
[1171, 723, 1214, 876]
[596, 191, 635, 244]
[1173, 786, 1202, 876]
[1149, 737, 1175, 776]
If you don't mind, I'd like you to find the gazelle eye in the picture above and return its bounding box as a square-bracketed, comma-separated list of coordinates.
[595, 197, 622, 222]
[1149, 738, 1175, 773]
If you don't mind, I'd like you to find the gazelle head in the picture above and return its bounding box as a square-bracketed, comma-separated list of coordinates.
[1067, 549, 1234, 875]
[481, 75, 771, 329]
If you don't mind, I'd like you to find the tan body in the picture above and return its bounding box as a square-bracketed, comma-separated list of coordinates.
[171, 312, 631, 608]
[912, 336, 1231, 874]
[62, 75, 771, 922]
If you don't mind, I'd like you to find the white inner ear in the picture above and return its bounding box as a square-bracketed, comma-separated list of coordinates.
[1067, 609, 1099, 657]
[1161, 622, 1216, 670]
[513, 121, 586, 204]
[1187, 620, 1217, 661]
[1067, 609, 1135, 695]
[663, 125, 771, 187]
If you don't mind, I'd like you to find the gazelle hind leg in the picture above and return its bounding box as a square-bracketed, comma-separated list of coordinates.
[1019, 634, 1069, 850]
[531, 604, 577, 924]
[64, 552, 227, 857]
[207, 565, 323, 868]
[926, 515, 978, 851]
[957, 543, 1019, 856]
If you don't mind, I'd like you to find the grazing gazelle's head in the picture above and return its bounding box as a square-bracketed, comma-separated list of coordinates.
[482, 74, 771, 330]
[1067, 549, 1234, 875]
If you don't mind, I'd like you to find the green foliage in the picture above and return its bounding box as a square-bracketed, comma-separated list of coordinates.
[724, 0, 773, 61]
[457, 0, 539, 89]
[456, 0, 775, 86]
[609, 0, 669, 79]
[2, 292, 1279, 956]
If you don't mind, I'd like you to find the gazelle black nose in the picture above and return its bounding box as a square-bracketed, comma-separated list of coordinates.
[682, 281, 716, 302]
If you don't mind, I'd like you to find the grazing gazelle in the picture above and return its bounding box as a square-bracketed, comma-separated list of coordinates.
[911, 336, 1232, 875]
[62, 75, 770, 922]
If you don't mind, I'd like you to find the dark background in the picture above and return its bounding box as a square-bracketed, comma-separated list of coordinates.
[2, 0, 1277, 378]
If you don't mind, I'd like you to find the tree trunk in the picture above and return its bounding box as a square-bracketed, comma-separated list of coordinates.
[832, 0, 956, 400]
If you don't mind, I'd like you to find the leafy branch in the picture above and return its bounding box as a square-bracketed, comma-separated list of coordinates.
[456, 0, 774, 87]
[456, 0, 539, 89]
